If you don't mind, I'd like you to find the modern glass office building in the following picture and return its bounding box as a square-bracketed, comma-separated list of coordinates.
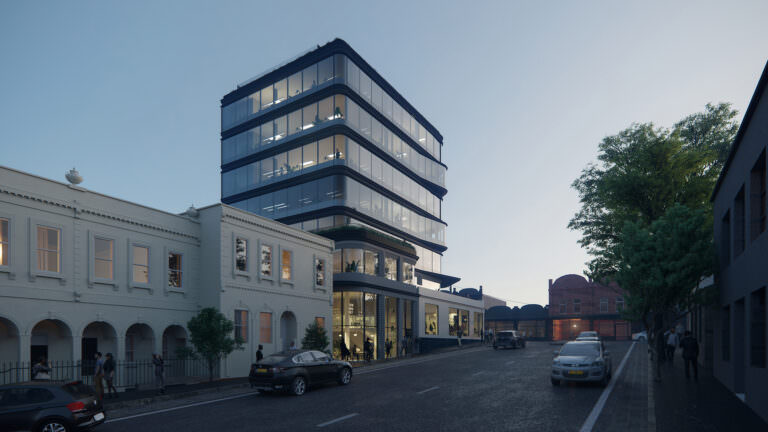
[220, 39, 458, 357]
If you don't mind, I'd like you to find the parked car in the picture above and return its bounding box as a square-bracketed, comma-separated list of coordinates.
[0, 380, 105, 432]
[551, 340, 612, 387]
[577, 331, 598, 338]
[575, 332, 605, 350]
[248, 350, 353, 396]
[493, 330, 526, 349]
[632, 331, 647, 342]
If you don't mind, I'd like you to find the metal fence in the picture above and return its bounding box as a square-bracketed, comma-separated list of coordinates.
[0, 358, 212, 388]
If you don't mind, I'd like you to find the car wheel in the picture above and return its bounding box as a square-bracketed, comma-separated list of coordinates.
[338, 367, 352, 385]
[551, 378, 560, 386]
[290, 376, 307, 396]
[37, 419, 71, 432]
[493, 346, 498, 350]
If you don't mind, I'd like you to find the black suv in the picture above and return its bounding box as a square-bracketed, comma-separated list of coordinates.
[0, 381, 105, 432]
[493, 330, 527, 349]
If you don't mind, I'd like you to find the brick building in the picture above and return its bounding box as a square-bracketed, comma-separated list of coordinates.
[548, 274, 633, 341]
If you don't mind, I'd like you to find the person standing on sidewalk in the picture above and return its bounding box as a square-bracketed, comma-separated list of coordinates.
[680, 330, 699, 380]
[666, 327, 679, 365]
[256, 345, 264, 362]
[103, 353, 117, 399]
[152, 353, 165, 395]
[93, 352, 105, 401]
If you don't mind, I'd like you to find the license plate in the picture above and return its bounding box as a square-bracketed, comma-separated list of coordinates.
[257, 368, 268, 373]
[568, 370, 584, 376]
[93, 412, 105, 421]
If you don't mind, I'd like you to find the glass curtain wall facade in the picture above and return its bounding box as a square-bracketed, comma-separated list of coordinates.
[221, 41, 448, 276]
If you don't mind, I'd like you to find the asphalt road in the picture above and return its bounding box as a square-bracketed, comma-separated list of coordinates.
[101, 341, 634, 432]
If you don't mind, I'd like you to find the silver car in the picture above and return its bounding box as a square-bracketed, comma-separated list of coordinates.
[551, 340, 612, 386]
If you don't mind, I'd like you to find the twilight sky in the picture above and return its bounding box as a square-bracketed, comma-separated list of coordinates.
[2, 1, 766, 306]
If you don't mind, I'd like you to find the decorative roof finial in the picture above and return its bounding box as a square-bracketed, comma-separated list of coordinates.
[185, 204, 199, 218]
[65, 167, 83, 185]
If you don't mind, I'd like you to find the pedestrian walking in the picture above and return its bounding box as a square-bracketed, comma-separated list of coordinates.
[489, 328, 495, 345]
[666, 328, 679, 365]
[385, 339, 393, 359]
[103, 353, 117, 399]
[680, 331, 700, 380]
[289, 341, 296, 351]
[152, 353, 165, 395]
[31, 357, 51, 381]
[93, 352, 104, 401]
[256, 345, 264, 362]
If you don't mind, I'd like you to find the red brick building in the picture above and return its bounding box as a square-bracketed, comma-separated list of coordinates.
[548, 274, 633, 340]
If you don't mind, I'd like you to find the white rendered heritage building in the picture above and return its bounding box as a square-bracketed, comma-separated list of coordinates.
[0, 166, 333, 378]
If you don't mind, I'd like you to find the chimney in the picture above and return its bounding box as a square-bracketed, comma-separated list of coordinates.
[479, 285, 483, 295]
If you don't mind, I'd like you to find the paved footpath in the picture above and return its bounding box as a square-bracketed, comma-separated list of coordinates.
[654, 352, 768, 432]
[593, 341, 651, 432]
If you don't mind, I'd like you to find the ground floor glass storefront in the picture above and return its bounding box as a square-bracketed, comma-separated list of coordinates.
[332, 291, 414, 360]
[333, 291, 377, 361]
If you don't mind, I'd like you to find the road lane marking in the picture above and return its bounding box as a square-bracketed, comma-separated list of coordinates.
[505, 361, 515, 365]
[317, 413, 359, 428]
[105, 391, 260, 423]
[578, 342, 636, 432]
[471, 371, 484, 376]
[417, 386, 440, 394]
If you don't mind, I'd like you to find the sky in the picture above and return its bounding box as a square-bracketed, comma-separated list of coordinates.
[2, 1, 767, 307]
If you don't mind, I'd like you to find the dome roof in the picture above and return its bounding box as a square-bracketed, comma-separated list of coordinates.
[457, 288, 481, 300]
[551, 274, 589, 290]
[485, 306, 516, 320]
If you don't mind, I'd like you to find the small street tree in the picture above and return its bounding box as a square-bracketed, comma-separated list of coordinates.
[187, 307, 243, 381]
[614, 204, 715, 379]
[301, 321, 329, 352]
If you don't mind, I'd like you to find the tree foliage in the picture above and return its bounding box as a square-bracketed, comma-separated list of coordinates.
[301, 321, 329, 352]
[569, 103, 738, 280]
[187, 307, 243, 381]
[615, 204, 715, 330]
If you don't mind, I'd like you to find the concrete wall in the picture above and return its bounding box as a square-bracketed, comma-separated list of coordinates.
[202, 205, 334, 378]
[712, 74, 768, 423]
[0, 167, 334, 384]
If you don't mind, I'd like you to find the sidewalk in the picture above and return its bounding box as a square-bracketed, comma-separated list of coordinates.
[593, 341, 651, 432]
[102, 377, 249, 410]
[653, 353, 768, 432]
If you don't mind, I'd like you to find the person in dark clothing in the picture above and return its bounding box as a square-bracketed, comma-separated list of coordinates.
[680, 331, 700, 380]
[256, 345, 264, 362]
[103, 353, 117, 399]
[152, 354, 165, 395]
[340, 340, 351, 360]
[363, 338, 373, 363]
[385, 339, 393, 359]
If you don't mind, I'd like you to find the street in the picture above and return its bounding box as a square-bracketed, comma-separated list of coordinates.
[101, 341, 637, 432]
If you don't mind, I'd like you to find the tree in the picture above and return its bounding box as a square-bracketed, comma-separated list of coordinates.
[187, 307, 243, 381]
[301, 321, 329, 352]
[569, 103, 738, 279]
[568, 103, 737, 377]
[615, 204, 715, 379]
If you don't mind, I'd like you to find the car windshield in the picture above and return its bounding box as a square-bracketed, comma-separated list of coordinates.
[579, 332, 597, 337]
[559, 343, 599, 356]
